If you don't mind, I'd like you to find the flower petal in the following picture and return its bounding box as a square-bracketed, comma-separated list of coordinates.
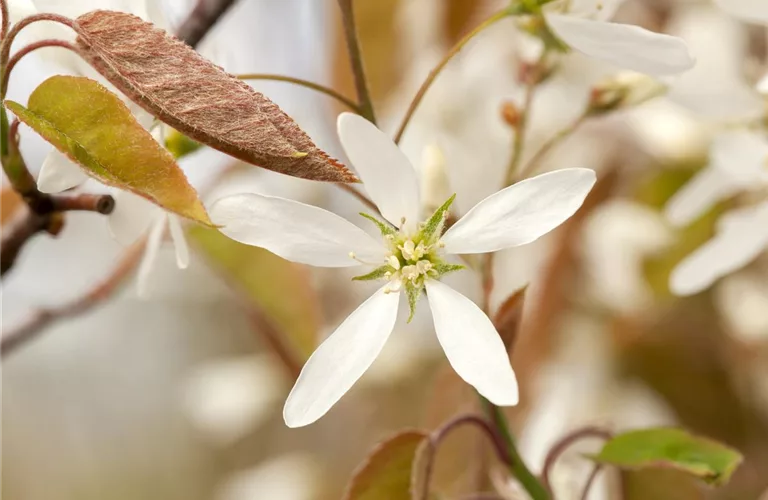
[714, 0, 768, 24]
[108, 190, 158, 245]
[9, 0, 36, 24]
[567, 0, 625, 21]
[168, 214, 190, 269]
[210, 193, 385, 268]
[670, 203, 768, 296]
[283, 285, 400, 427]
[441, 168, 596, 254]
[758, 73, 768, 95]
[136, 214, 167, 298]
[425, 280, 518, 406]
[544, 14, 695, 76]
[337, 113, 420, 230]
[37, 150, 88, 194]
[664, 166, 740, 227]
[709, 130, 768, 182]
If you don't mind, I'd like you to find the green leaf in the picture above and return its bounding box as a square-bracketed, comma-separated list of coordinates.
[5, 76, 210, 225]
[343, 431, 428, 500]
[405, 280, 423, 323]
[432, 263, 464, 277]
[590, 428, 743, 486]
[421, 194, 455, 244]
[165, 129, 202, 159]
[353, 265, 392, 282]
[360, 212, 397, 237]
[189, 226, 322, 362]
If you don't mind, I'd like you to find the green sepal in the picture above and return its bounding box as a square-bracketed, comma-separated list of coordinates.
[360, 212, 397, 237]
[433, 263, 464, 277]
[421, 193, 456, 245]
[353, 265, 392, 282]
[405, 280, 424, 323]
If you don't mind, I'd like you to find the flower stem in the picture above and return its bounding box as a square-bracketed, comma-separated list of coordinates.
[540, 426, 613, 495]
[504, 49, 550, 186]
[481, 397, 551, 500]
[393, 9, 511, 144]
[2, 39, 79, 95]
[236, 73, 362, 114]
[516, 112, 588, 180]
[1, 0, 9, 43]
[337, 0, 376, 123]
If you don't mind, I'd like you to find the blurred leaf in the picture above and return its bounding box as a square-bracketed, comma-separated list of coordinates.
[165, 129, 201, 159]
[343, 430, 428, 500]
[590, 428, 743, 486]
[5, 76, 211, 225]
[75, 10, 355, 183]
[621, 469, 705, 500]
[189, 226, 322, 362]
[1, 187, 23, 226]
[493, 286, 527, 353]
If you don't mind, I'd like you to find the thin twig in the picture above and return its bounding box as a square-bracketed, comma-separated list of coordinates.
[3, 39, 79, 92]
[1, 0, 9, 43]
[517, 113, 589, 181]
[419, 414, 511, 500]
[580, 464, 603, 500]
[175, 0, 238, 48]
[540, 426, 613, 496]
[337, 0, 376, 123]
[504, 50, 550, 186]
[394, 9, 510, 144]
[237, 73, 362, 113]
[1, 242, 145, 356]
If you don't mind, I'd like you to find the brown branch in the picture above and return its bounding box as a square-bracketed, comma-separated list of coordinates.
[540, 426, 613, 496]
[175, 0, 238, 48]
[1, 0, 9, 42]
[50, 193, 115, 214]
[1, 242, 144, 356]
[336, 0, 376, 123]
[3, 39, 79, 92]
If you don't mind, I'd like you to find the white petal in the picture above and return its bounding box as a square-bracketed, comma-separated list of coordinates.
[108, 191, 158, 245]
[664, 167, 740, 227]
[210, 193, 385, 268]
[168, 214, 190, 269]
[136, 214, 167, 298]
[670, 203, 768, 296]
[8, 0, 36, 23]
[544, 15, 695, 76]
[441, 168, 596, 254]
[758, 73, 768, 95]
[714, 0, 768, 24]
[37, 150, 88, 194]
[709, 130, 768, 183]
[425, 280, 518, 406]
[567, 0, 625, 21]
[283, 286, 400, 427]
[337, 113, 421, 231]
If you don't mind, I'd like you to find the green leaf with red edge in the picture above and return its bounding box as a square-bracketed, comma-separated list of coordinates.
[188, 226, 322, 363]
[73, 10, 356, 183]
[343, 430, 429, 500]
[589, 428, 743, 486]
[5, 75, 210, 225]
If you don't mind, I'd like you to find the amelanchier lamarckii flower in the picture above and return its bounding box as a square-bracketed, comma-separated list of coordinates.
[666, 130, 768, 296]
[211, 113, 597, 428]
[543, 0, 696, 77]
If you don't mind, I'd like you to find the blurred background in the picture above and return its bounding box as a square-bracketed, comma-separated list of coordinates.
[3, 0, 768, 499]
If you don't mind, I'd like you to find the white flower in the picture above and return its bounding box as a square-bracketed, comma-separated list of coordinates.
[544, 0, 695, 76]
[36, 149, 189, 298]
[210, 113, 596, 427]
[714, 0, 768, 24]
[666, 130, 768, 295]
[7, 0, 36, 23]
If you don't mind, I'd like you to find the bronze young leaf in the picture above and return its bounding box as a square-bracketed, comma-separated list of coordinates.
[5, 75, 211, 225]
[74, 10, 357, 183]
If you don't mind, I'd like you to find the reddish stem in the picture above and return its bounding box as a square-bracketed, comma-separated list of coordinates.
[3, 39, 79, 92]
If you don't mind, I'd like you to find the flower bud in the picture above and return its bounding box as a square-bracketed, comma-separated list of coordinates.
[501, 101, 521, 128]
[588, 72, 667, 115]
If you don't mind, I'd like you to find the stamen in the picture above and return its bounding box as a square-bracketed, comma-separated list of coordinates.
[348, 251, 380, 266]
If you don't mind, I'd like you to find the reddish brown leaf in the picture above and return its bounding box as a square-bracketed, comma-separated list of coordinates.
[493, 286, 528, 354]
[74, 10, 356, 183]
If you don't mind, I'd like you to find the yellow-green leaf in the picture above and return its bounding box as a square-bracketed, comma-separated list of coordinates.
[5, 75, 210, 225]
[590, 428, 743, 486]
[189, 226, 321, 362]
[343, 431, 428, 500]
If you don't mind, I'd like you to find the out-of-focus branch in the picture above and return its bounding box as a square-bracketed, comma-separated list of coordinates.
[336, 0, 376, 123]
[0, 242, 145, 356]
[540, 426, 613, 496]
[175, 0, 238, 48]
